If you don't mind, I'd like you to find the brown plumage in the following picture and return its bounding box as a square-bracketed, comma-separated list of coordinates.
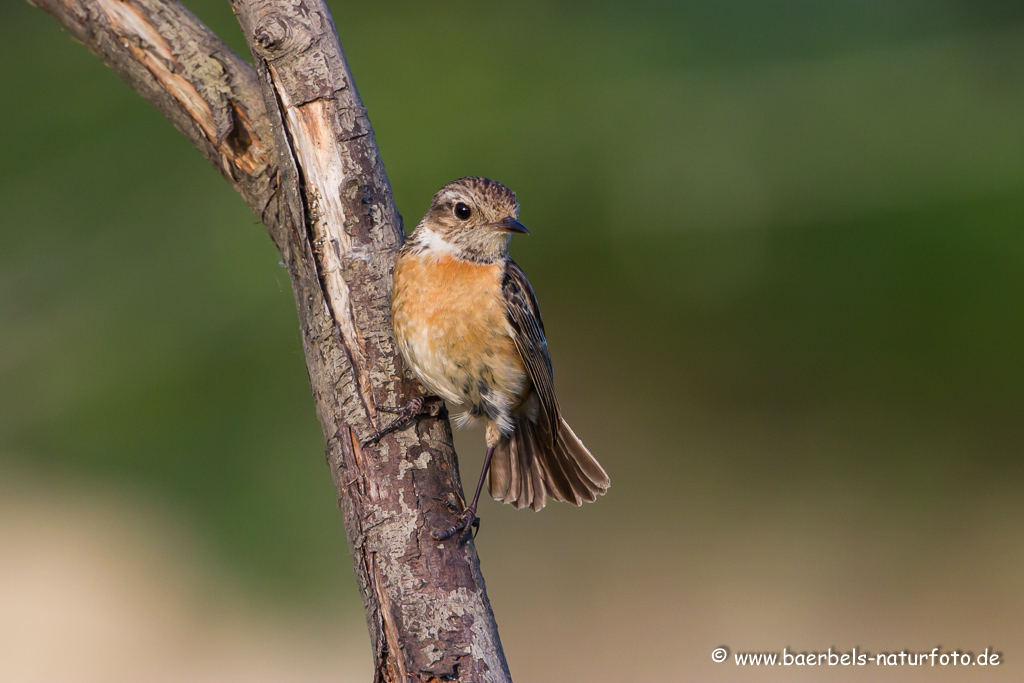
[391, 177, 609, 531]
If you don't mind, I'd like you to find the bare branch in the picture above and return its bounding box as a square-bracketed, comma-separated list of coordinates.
[28, 0, 512, 680]
[28, 0, 277, 218]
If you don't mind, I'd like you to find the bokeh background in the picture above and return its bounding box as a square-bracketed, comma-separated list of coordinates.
[2, 1, 1023, 681]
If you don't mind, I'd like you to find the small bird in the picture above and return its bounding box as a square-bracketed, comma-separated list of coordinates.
[387, 177, 610, 540]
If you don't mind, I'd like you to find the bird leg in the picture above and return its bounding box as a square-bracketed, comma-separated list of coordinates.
[433, 445, 495, 541]
[361, 395, 444, 447]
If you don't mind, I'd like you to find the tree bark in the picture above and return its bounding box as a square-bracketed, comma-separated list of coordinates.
[27, 1, 512, 681]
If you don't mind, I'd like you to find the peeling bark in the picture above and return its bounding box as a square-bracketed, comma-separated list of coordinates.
[28, 0, 512, 680]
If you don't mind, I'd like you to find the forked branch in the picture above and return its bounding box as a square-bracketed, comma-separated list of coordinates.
[28, 0, 512, 680]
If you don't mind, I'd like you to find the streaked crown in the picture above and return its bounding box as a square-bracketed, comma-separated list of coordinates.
[431, 177, 519, 223]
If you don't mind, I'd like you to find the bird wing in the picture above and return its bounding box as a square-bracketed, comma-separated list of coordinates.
[502, 259, 560, 441]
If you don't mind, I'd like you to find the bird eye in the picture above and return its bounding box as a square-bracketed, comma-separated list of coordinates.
[454, 202, 472, 220]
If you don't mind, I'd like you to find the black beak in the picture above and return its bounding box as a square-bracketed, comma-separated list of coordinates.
[495, 217, 529, 235]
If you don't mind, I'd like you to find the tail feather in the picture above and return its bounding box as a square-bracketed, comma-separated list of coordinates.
[534, 410, 585, 505]
[489, 423, 533, 510]
[488, 414, 609, 511]
[489, 442, 512, 501]
[556, 419, 609, 499]
[527, 429, 546, 511]
[516, 429, 534, 510]
[530, 421, 576, 505]
[488, 434, 517, 505]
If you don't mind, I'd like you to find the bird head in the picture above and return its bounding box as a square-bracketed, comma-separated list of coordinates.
[414, 177, 528, 262]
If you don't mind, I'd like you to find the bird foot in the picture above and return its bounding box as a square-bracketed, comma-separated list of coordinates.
[362, 396, 444, 447]
[432, 507, 480, 542]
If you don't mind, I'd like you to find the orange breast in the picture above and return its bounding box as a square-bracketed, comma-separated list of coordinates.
[392, 250, 527, 413]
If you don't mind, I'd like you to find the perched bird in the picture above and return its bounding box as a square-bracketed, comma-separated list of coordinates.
[387, 177, 610, 539]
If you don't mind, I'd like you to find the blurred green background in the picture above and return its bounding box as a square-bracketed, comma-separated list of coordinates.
[2, 1, 1023, 681]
